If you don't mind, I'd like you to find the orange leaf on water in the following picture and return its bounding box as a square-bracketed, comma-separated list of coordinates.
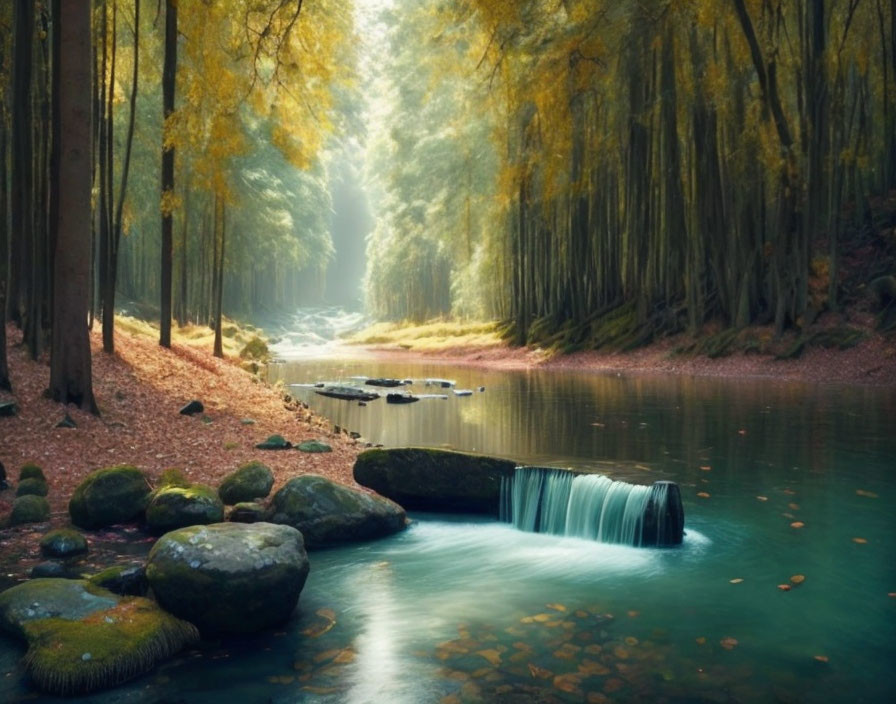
[695, 636, 707, 645]
[720, 637, 738, 650]
[790, 521, 805, 529]
[756, 496, 768, 501]
[814, 655, 829, 663]
[790, 574, 806, 585]
[855, 490, 878, 498]
[699, 466, 712, 471]
[729, 578, 744, 584]
[777, 584, 792, 591]
[697, 492, 711, 498]
[852, 537, 868, 544]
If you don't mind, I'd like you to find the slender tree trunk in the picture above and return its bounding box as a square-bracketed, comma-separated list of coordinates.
[213, 200, 226, 358]
[159, 0, 176, 348]
[0, 114, 9, 391]
[49, 0, 97, 414]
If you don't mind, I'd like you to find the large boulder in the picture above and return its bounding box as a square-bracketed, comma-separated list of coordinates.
[145, 484, 224, 533]
[265, 474, 407, 548]
[16, 477, 48, 497]
[69, 466, 151, 529]
[0, 579, 197, 696]
[217, 461, 274, 505]
[145, 522, 309, 635]
[353, 448, 517, 514]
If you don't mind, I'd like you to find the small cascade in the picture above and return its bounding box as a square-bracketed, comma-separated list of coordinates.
[500, 467, 684, 547]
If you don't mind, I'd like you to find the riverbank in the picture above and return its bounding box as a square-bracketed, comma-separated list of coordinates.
[356, 316, 896, 386]
[0, 321, 362, 520]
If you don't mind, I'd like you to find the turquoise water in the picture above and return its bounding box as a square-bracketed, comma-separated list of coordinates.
[2, 361, 895, 702]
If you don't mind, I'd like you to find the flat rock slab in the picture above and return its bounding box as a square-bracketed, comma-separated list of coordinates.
[146, 522, 309, 635]
[353, 447, 517, 514]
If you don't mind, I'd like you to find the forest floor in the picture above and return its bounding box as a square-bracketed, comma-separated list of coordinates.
[357, 312, 896, 387]
[0, 321, 363, 522]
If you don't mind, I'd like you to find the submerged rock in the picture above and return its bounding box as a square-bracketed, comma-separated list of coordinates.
[353, 447, 517, 514]
[0, 579, 197, 696]
[145, 484, 224, 533]
[16, 477, 49, 497]
[265, 474, 407, 548]
[40, 529, 89, 558]
[255, 434, 292, 450]
[146, 522, 309, 635]
[9, 495, 51, 525]
[218, 461, 274, 505]
[178, 400, 204, 416]
[30, 562, 72, 579]
[69, 466, 152, 529]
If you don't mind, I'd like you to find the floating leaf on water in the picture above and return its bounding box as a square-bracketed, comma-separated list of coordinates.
[737, 429, 747, 436]
[788, 503, 800, 510]
[888, 592, 896, 598]
[584, 644, 603, 655]
[553, 673, 583, 694]
[552, 643, 581, 660]
[626, 611, 639, 618]
[624, 636, 639, 646]
[471, 667, 491, 679]
[546, 603, 567, 612]
[777, 584, 792, 591]
[527, 663, 553, 680]
[313, 649, 342, 664]
[855, 490, 878, 498]
[719, 637, 738, 650]
[756, 496, 768, 502]
[852, 537, 868, 544]
[699, 466, 712, 471]
[316, 608, 336, 621]
[587, 691, 611, 703]
[696, 492, 711, 498]
[575, 609, 589, 618]
[790, 521, 805, 529]
[475, 649, 502, 667]
[813, 655, 829, 663]
[301, 686, 341, 695]
[613, 646, 630, 659]
[695, 637, 707, 645]
[579, 659, 612, 676]
[604, 677, 625, 693]
[729, 578, 744, 584]
[790, 574, 806, 585]
[332, 648, 356, 664]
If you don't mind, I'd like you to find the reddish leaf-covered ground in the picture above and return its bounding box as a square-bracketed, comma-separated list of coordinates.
[0, 323, 362, 521]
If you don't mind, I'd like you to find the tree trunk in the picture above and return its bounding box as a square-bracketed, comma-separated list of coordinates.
[213, 199, 226, 358]
[49, 0, 97, 414]
[0, 113, 10, 391]
[159, 0, 176, 348]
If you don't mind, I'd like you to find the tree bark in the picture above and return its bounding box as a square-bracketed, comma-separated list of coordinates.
[49, 0, 97, 414]
[159, 0, 176, 348]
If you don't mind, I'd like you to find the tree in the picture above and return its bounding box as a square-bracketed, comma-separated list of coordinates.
[49, 0, 97, 413]
[159, 0, 176, 348]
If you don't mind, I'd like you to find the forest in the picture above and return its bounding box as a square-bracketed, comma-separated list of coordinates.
[1, 0, 896, 406]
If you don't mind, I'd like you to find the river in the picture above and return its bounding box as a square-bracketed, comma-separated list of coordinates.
[2, 315, 894, 703]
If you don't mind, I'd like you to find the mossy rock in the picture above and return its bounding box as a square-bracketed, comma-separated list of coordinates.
[9, 495, 51, 526]
[145, 485, 224, 533]
[353, 447, 517, 514]
[20, 463, 47, 481]
[16, 477, 49, 497]
[40, 529, 88, 558]
[265, 474, 407, 549]
[157, 467, 191, 490]
[228, 501, 267, 523]
[69, 466, 151, 530]
[88, 566, 148, 597]
[296, 440, 332, 454]
[218, 461, 274, 505]
[146, 522, 309, 635]
[0, 579, 198, 696]
[255, 434, 292, 450]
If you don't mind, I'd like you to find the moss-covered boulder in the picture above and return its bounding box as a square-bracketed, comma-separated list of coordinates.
[145, 485, 224, 533]
[228, 501, 267, 523]
[40, 529, 88, 558]
[218, 461, 274, 505]
[0, 579, 197, 696]
[69, 466, 151, 529]
[20, 463, 46, 481]
[88, 566, 148, 596]
[255, 434, 292, 450]
[353, 447, 517, 514]
[297, 440, 332, 453]
[9, 494, 51, 525]
[265, 475, 407, 548]
[145, 522, 309, 635]
[16, 476, 49, 497]
[157, 467, 192, 490]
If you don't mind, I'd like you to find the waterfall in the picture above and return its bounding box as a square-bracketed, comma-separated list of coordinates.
[500, 467, 684, 547]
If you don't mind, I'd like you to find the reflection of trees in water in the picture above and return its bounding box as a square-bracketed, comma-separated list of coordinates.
[279, 360, 895, 490]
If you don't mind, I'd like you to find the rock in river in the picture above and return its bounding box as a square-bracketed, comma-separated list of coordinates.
[0, 578, 197, 695]
[217, 460, 274, 505]
[40, 528, 89, 558]
[353, 447, 517, 514]
[265, 474, 407, 548]
[69, 465, 152, 529]
[145, 522, 309, 635]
